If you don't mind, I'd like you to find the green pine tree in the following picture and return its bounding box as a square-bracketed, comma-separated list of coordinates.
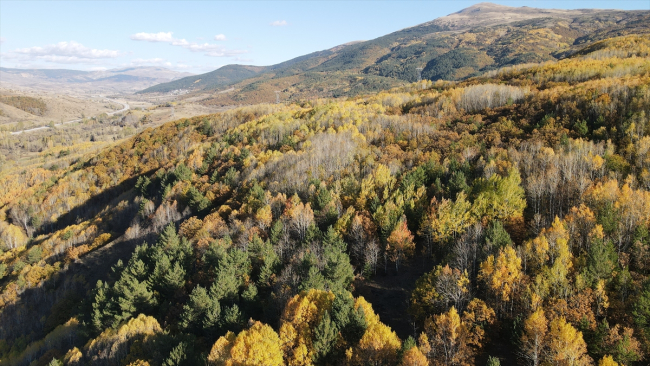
[342, 305, 367, 345]
[313, 311, 338, 365]
[180, 285, 221, 336]
[164, 341, 188, 366]
[163, 261, 186, 294]
[633, 281, 650, 337]
[486, 356, 501, 366]
[485, 220, 512, 254]
[584, 237, 618, 286]
[159, 224, 180, 250]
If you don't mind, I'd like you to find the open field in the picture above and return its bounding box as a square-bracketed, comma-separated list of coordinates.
[0, 88, 121, 131]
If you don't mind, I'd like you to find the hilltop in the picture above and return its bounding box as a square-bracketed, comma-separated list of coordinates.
[139, 2, 650, 106]
[427, 2, 609, 30]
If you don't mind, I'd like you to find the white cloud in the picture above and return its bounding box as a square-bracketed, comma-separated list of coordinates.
[270, 20, 288, 26]
[0, 37, 5, 44]
[214, 34, 227, 41]
[130, 32, 174, 43]
[122, 58, 202, 73]
[31, 55, 105, 64]
[2, 41, 122, 65]
[14, 41, 122, 59]
[130, 31, 246, 58]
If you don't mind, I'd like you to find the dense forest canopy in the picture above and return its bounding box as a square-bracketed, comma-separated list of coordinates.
[0, 33, 650, 366]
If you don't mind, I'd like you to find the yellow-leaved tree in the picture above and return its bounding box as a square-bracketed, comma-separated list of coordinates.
[422, 306, 465, 366]
[255, 204, 273, 230]
[546, 317, 592, 366]
[387, 217, 415, 272]
[279, 289, 335, 366]
[350, 322, 401, 366]
[401, 346, 430, 366]
[478, 245, 524, 316]
[420, 192, 474, 247]
[207, 321, 283, 366]
[471, 168, 526, 221]
[598, 355, 619, 366]
[346, 296, 402, 366]
[520, 308, 547, 366]
[85, 314, 162, 366]
[420, 299, 495, 366]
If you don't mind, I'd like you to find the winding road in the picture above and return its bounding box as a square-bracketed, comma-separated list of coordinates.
[9, 98, 130, 135]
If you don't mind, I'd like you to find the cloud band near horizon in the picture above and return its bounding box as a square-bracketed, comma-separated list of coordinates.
[130, 31, 245, 57]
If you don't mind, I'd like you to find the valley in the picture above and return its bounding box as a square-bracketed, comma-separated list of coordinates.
[1, 2, 650, 366]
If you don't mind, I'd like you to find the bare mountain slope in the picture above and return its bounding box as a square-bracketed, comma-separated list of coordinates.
[140, 3, 650, 106]
[427, 2, 612, 30]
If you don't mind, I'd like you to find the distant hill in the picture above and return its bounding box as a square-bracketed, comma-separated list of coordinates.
[0, 66, 193, 93]
[139, 2, 650, 106]
[139, 65, 265, 93]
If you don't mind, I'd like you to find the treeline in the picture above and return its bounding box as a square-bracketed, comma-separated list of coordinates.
[0, 96, 48, 116]
[0, 34, 650, 365]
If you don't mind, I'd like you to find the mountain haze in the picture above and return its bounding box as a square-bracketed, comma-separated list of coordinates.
[0, 66, 193, 93]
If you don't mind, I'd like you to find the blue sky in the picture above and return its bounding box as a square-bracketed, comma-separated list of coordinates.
[1, 1, 648, 74]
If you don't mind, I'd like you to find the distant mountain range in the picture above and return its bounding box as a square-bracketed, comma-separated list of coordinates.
[0, 66, 193, 93]
[139, 2, 650, 106]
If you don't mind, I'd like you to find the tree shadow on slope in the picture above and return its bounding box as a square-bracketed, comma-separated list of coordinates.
[40, 172, 151, 236]
[353, 257, 433, 340]
[0, 232, 158, 365]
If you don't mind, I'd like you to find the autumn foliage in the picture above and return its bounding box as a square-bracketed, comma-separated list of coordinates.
[1, 33, 650, 366]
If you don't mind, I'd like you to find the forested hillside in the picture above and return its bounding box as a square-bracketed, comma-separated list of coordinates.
[140, 3, 650, 108]
[1, 33, 650, 365]
[0, 96, 48, 117]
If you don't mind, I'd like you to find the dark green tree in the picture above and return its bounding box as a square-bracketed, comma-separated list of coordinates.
[597, 202, 618, 236]
[633, 281, 650, 338]
[331, 291, 354, 330]
[312, 185, 332, 211]
[163, 261, 186, 294]
[270, 220, 284, 245]
[113, 263, 156, 326]
[135, 176, 151, 197]
[312, 311, 338, 365]
[173, 163, 193, 182]
[159, 224, 180, 250]
[186, 186, 210, 212]
[221, 304, 243, 332]
[342, 305, 367, 345]
[300, 266, 327, 292]
[485, 220, 512, 255]
[249, 235, 279, 287]
[91, 280, 113, 334]
[164, 341, 189, 366]
[583, 237, 617, 286]
[180, 285, 221, 336]
[449, 170, 470, 198]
